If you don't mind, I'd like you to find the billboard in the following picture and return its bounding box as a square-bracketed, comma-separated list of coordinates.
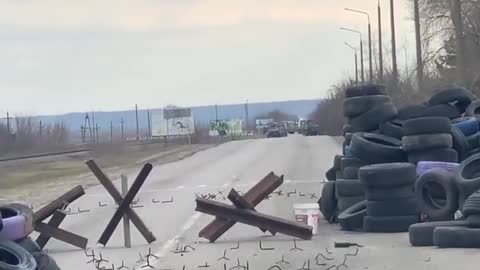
[209, 119, 244, 136]
[152, 110, 195, 136]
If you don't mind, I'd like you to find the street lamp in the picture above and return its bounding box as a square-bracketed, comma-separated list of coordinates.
[344, 42, 359, 86]
[340, 27, 364, 84]
[345, 8, 373, 83]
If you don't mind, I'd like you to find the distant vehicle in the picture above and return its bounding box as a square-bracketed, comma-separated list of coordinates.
[264, 122, 288, 138]
[283, 121, 297, 134]
[300, 120, 320, 136]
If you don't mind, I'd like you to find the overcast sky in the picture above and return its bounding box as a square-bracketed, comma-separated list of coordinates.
[0, 0, 414, 115]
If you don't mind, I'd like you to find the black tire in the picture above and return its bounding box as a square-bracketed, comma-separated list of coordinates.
[343, 167, 360, 180]
[403, 117, 452, 136]
[408, 220, 469, 246]
[422, 104, 461, 119]
[335, 180, 364, 197]
[366, 197, 418, 217]
[452, 125, 470, 161]
[397, 105, 427, 120]
[319, 182, 337, 222]
[466, 214, 480, 228]
[350, 103, 398, 132]
[351, 133, 405, 164]
[342, 125, 352, 135]
[340, 158, 364, 171]
[338, 196, 365, 213]
[344, 133, 353, 146]
[429, 87, 474, 107]
[462, 191, 480, 217]
[379, 120, 403, 139]
[434, 226, 480, 248]
[335, 170, 343, 179]
[467, 132, 480, 149]
[345, 84, 387, 98]
[452, 117, 479, 136]
[359, 163, 416, 188]
[363, 215, 418, 233]
[365, 185, 414, 201]
[408, 148, 458, 164]
[454, 153, 480, 195]
[402, 133, 452, 152]
[338, 200, 367, 231]
[0, 241, 37, 270]
[15, 237, 40, 253]
[343, 95, 391, 117]
[465, 100, 480, 117]
[333, 155, 343, 170]
[32, 252, 61, 270]
[325, 167, 336, 181]
[416, 169, 458, 221]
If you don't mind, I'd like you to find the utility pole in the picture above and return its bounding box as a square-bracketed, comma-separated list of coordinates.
[135, 104, 139, 140]
[345, 8, 372, 82]
[39, 121, 45, 140]
[378, 1, 384, 82]
[5, 112, 12, 134]
[340, 27, 364, 84]
[91, 111, 96, 143]
[120, 118, 124, 141]
[110, 121, 113, 143]
[414, 0, 424, 90]
[345, 42, 359, 85]
[244, 100, 249, 131]
[215, 104, 218, 122]
[452, 0, 467, 86]
[390, 0, 399, 84]
[147, 110, 151, 137]
[95, 123, 99, 143]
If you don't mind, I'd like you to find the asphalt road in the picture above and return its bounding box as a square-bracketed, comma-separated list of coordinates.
[40, 135, 479, 270]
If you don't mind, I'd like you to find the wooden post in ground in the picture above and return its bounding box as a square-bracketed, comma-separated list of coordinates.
[121, 174, 132, 248]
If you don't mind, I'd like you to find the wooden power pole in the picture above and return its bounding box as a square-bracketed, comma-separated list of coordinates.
[414, 0, 424, 90]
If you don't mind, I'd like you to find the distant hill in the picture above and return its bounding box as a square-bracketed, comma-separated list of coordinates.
[36, 99, 322, 132]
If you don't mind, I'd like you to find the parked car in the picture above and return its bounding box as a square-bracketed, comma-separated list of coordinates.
[265, 122, 288, 138]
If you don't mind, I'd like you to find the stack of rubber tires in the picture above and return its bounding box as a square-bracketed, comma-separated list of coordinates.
[335, 157, 366, 215]
[320, 155, 343, 223]
[452, 116, 480, 158]
[402, 117, 458, 164]
[359, 163, 418, 232]
[0, 203, 60, 270]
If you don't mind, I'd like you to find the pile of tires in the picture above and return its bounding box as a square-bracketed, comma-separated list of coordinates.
[0, 203, 60, 270]
[320, 155, 343, 223]
[359, 163, 418, 232]
[402, 117, 458, 164]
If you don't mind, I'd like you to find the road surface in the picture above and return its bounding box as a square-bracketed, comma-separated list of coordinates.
[39, 135, 478, 270]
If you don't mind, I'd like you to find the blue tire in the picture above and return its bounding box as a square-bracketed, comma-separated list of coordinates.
[452, 117, 479, 136]
[344, 145, 354, 158]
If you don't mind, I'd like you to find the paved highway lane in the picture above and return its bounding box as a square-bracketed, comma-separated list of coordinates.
[41, 135, 479, 270]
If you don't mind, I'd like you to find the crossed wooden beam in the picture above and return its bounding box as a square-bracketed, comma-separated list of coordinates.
[85, 159, 156, 246]
[197, 172, 313, 242]
[33, 185, 88, 249]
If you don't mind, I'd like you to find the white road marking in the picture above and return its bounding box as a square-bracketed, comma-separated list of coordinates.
[177, 185, 185, 189]
[196, 184, 207, 188]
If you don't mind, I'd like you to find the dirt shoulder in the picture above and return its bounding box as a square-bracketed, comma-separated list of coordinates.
[0, 143, 214, 206]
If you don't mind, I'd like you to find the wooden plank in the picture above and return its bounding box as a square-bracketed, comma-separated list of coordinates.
[85, 159, 156, 244]
[121, 175, 131, 248]
[35, 221, 88, 249]
[33, 185, 85, 223]
[199, 172, 283, 242]
[36, 210, 66, 249]
[98, 163, 152, 246]
[196, 198, 312, 240]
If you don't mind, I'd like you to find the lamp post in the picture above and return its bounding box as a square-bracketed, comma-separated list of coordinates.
[340, 27, 364, 84]
[378, 0, 384, 82]
[344, 42, 359, 86]
[345, 8, 373, 83]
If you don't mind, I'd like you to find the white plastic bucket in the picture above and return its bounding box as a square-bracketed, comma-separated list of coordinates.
[293, 203, 320, 234]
